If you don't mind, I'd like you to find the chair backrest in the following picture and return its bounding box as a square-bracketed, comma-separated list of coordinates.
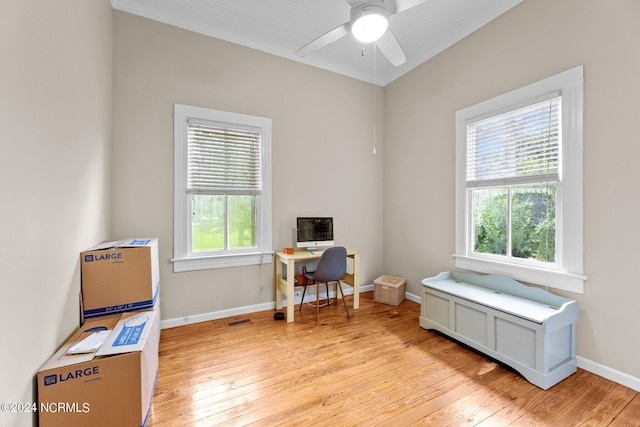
[313, 246, 347, 282]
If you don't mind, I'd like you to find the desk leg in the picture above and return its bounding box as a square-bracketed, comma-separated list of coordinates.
[275, 256, 283, 310]
[286, 259, 296, 323]
[339, 253, 361, 310]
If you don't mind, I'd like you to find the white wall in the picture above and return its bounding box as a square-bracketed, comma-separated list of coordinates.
[384, 0, 640, 380]
[0, 1, 112, 426]
[111, 12, 385, 321]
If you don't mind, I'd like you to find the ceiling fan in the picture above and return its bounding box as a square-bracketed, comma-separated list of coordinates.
[295, 0, 428, 67]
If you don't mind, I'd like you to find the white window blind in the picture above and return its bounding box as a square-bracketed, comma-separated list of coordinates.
[466, 94, 561, 188]
[187, 119, 262, 195]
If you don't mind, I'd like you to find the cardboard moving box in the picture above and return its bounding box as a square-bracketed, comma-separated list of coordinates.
[81, 238, 159, 320]
[37, 310, 160, 427]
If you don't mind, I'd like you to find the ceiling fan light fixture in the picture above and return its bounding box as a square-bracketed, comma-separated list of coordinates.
[351, 5, 389, 43]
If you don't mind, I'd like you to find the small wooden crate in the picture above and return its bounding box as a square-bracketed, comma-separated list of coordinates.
[374, 275, 406, 306]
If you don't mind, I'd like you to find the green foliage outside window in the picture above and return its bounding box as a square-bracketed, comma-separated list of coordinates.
[191, 195, 257, 252]
[474, 188, 507, 255]
[474, 185, 556, 263]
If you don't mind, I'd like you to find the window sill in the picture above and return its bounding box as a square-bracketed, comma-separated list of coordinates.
[453, 255, 586, 294]
[172, 251, 274, 272]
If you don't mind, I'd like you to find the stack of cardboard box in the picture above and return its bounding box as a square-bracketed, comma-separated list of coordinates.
[37, 238, 161, 427]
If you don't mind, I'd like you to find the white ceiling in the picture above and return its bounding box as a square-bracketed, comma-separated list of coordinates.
[111, 0, 523, 86]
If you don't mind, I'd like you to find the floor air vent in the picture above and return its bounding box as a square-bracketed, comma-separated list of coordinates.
[226, 318, 253, 327]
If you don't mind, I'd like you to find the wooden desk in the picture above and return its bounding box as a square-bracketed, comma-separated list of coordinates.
[275, 249, 360, 323]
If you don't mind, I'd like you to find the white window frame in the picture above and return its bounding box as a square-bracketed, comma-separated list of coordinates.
[173, 104, 272, 272]
[455, 66, 586, 293]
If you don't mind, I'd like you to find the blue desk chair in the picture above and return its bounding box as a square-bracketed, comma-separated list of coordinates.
[300, 246, 351, 325]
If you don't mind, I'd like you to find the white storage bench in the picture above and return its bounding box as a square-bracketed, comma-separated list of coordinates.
[420, 271, 579, 389]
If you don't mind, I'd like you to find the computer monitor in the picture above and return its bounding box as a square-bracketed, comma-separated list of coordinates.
[296, 217, 334, 249]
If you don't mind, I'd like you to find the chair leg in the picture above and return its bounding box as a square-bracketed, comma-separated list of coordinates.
[315, 283, 319, 325]
[325, 283, 330, 307]
[299, 285, 307, 312]
[335, 280, 350, 319]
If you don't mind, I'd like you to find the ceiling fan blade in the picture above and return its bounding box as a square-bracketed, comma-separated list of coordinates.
[344, 0, 364, 7]
[394, 0, 429, 14]
[376, 29, 406, 66]
[295, 23, 351, 57]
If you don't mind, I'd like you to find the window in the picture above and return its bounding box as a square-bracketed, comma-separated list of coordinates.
[173, 104, 272, 272]
[455, 66, 586, 293]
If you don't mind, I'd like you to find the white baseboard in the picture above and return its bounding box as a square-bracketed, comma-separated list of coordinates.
[405, 291, 420, 303]
[160, 301, 277, 329]
[577, 356, 640, 392]
[160, 287, 639, 393]
[160, 284, 373, 330]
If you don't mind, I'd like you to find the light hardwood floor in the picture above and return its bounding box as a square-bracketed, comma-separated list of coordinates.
[148, 292, 640, 426]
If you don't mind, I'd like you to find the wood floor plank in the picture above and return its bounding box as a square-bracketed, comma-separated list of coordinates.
[575, 383, 638, 427]
[363, 362, 509, 426]
[193, 320, 434, 424]
[146, 292, 639, 427]
[508, 370, 608, 426]
[300, 348, 487, 427]
[608, 393, 640, 427]
[474, 369, 585, 427]
[407, 365, 534, 426]
[152, 298, 423, 425]
[546, 373, 618, 426]
[248, 337, 457, 426]
[153, 318, 429, 419]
